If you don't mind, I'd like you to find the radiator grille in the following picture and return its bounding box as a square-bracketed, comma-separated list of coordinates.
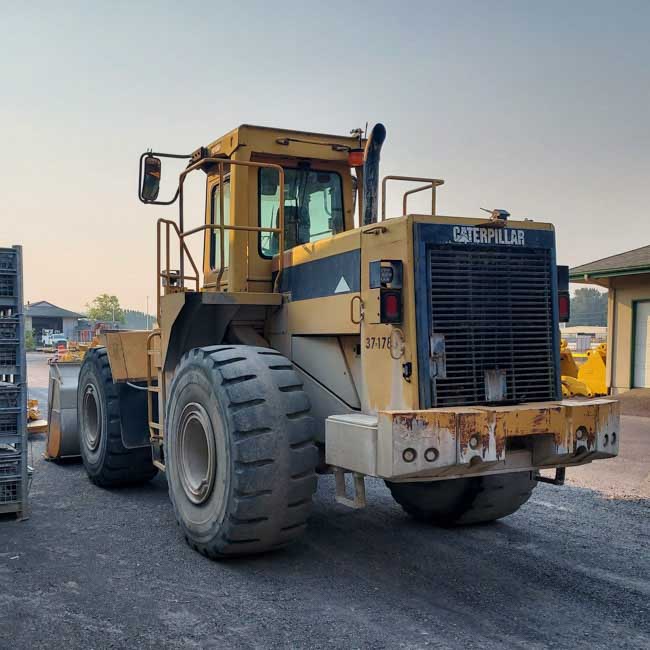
[428, 245, 556, 407]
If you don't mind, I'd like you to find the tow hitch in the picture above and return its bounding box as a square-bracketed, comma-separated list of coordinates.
[537, 467, 566, 486]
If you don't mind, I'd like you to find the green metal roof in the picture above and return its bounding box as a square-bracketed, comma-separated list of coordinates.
[570, 245, 650, 281]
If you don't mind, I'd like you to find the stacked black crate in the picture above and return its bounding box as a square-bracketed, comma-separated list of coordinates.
[0, 245, 29, 518]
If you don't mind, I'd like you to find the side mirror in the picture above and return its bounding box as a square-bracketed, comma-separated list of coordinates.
[141, 155, 162, 202]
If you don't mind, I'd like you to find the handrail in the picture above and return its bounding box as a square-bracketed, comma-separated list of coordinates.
[156, 158, 286, 322]
[403, 184, 434, 216]
[179, 222, 284, 293]
[381, 175, 445, 221]
[156, 218, 201, 322]
[146, 329, 162, 442]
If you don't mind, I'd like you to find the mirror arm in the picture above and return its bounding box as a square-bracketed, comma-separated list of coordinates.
[138, 151, 193, 205]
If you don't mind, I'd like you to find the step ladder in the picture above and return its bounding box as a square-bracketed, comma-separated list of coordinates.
[146, 330, 165, 471]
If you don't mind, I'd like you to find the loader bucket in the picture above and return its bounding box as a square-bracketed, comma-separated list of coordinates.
[559, 339, 579, 378]
[45, 360, 82, 459]
[577, 344, 607, 396]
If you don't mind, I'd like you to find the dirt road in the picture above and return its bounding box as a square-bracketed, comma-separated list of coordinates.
[0, 353, 647, 649]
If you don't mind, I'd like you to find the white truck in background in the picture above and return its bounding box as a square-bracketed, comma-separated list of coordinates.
[42, 331, 68, 349]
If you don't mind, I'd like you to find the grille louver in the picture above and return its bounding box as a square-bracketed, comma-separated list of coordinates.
[428, 245, 556, 407]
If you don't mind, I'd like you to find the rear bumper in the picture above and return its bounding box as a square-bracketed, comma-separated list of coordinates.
[325, 399, 619, 481]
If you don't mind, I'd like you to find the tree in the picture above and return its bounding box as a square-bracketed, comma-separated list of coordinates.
[86, 294, 125, 323]
[569, 288, 608, 326]
[123, 309, 156, 330]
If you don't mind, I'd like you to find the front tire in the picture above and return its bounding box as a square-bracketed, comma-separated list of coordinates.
[387, 472, 537, 526]
[165, 345, 318, 558]
[78, 348, 157, 487]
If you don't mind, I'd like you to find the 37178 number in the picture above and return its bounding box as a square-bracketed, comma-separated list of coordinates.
[365, 336, 390, 350]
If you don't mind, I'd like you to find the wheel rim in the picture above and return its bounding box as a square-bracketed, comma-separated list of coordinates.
[178, 402, 216, 505]
[83, 385, 101, 451]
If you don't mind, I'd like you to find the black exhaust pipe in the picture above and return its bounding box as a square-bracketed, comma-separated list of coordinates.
[362, 123, 387, 226]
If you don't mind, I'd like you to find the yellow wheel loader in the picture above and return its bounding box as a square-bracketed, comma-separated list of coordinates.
[70, 123, 618, 558]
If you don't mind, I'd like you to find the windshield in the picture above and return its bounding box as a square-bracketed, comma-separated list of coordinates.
[259, 167, 344, 257]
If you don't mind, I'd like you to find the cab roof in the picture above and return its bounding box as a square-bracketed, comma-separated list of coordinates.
[207, 124, 366, 162]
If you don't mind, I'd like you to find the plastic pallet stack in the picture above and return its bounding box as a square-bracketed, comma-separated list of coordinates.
[0, 245, 29, 519]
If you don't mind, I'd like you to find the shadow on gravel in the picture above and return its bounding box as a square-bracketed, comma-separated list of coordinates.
[3, 446, 648, 649]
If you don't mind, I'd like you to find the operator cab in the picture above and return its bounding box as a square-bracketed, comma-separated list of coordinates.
[201, 125, 364, 293]
[138, 123, 444, 299]
[139, 125, 365, 294]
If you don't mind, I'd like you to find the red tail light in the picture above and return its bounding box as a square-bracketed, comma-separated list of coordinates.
[558, 292, 571, 323]
[380, 290, 402, 324]
[557, 265, 570, 323]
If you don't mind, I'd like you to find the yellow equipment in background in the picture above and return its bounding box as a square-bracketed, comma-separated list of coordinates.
[53, 341, 90, 363]
[560, 339, 607, 397]
[560, 339, 580, 378]
[27, 399, 40, 421]
[44, 343, 94, 459]
[26, 399, 48, 435]
[561, 375, 592, 398]
[44, 332, 117, 458]
[578, 343, 608, 396]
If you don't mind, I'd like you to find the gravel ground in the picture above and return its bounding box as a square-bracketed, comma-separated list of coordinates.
[0, 354, 648, 649]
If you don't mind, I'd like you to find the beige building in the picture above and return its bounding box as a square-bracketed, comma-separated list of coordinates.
[571, 245, 650, 394]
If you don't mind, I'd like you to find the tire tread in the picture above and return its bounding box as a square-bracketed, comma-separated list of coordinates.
[167, 345, 317, 558]
[78, 348, 156, 488]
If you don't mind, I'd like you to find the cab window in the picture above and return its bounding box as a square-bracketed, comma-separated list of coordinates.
[210, 179, 231, 269]
[259, 167, 344, 257]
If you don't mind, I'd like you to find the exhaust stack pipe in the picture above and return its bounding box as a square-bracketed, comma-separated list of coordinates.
[362, 123, 387, 226]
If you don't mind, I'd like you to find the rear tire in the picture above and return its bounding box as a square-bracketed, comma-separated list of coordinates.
[386, 472, 537, 526]
[165, 345, 318, 558]
[78, 348, 157, 487]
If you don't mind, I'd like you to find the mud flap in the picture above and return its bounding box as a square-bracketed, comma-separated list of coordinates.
[118, 381, 152, 449]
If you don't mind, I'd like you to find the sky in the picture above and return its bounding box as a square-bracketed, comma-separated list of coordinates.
[2, 1, 649, 313]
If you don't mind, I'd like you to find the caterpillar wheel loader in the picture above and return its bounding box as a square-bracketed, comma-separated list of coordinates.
[74, 123, 619, 558]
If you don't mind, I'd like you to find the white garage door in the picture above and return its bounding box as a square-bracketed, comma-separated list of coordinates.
[633, 302, 650, 388]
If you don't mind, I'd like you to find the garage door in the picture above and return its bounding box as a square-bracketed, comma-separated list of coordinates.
[633, 302, 650, 388]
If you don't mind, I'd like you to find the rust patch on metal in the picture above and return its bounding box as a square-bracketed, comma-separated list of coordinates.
[585, 427, 597, 450]
[481, 431, 490, 458]
[391, 412, 455, 441]
[488, 413, 507, 460]
[457, 412, 491, 459]
[394, 413, 418, 432]
[393, 413, 434, 433]
[565, 402, 601, 452]
[494, 424, 506, 459]
[490, 405, 567, 455]
[531, 409, 548, 431]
